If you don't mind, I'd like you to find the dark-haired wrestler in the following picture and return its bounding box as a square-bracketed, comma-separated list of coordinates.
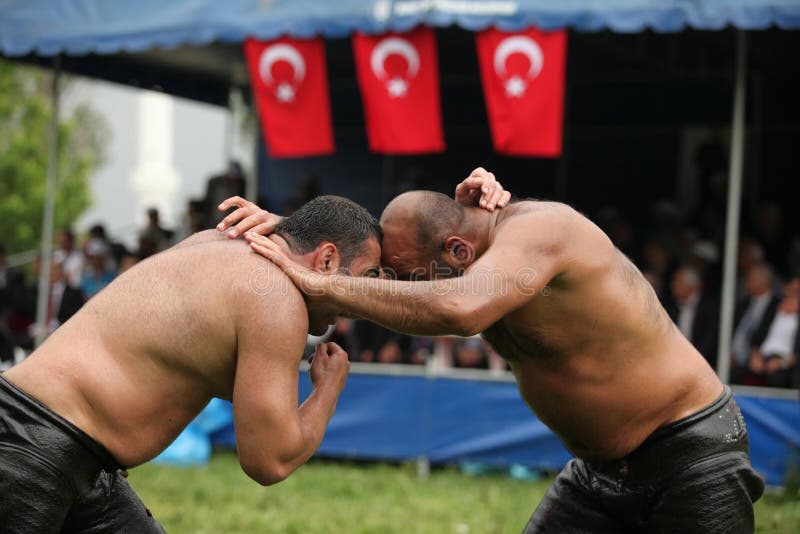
[0, 196, 383, 532]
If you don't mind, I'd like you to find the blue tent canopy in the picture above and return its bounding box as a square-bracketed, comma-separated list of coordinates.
[2, 0, 799, 57]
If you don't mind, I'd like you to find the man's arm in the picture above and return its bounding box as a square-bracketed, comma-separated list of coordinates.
[247, 209, 570, 337]
[232, 287, 348, 485]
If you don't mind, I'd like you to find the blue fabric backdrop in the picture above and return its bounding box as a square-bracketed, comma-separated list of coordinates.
[2, 0, 800, 56]
[159, 370, 800, 487]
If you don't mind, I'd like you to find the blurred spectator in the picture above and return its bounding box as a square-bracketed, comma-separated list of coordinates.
[327, 318, 359, 358]
[688, 240, 721, 295]
[138, 207, 172, 258]
[176, 199, 208, 240]
[119, 254, 140, 274]
[730, 263, 780, 383]
[746, 276, 799, 388]
[640, 240, 672, 300]
[205, 162, 246, 227]
[753, 202, 791, 274]
[377, 339, 404, 364]
[53, 228, 84, 288]
[597, 207, 635, 258]
[667, 266, 719, 368]
[453, 337, 488, 369]
[408, 337, 434, 366]
[354, 322, 411, 363]
[39, 259, 84, 337]
[81, 239, 116, 298]
[736, 238, 766, 299]
[283, 173, 321, 217]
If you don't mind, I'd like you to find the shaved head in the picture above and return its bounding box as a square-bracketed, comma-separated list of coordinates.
[380, 191, 465, 278]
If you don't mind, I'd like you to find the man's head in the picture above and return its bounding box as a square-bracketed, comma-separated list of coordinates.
[273, 195, 382, 335]
[57, 228, 74, 251]
[274, 195, 382, 278]
[671, 266, 701, 304]
[380, 191, 479, 280]
[745, 263, 774, 298]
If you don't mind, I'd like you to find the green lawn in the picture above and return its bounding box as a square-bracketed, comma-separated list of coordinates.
[128, 451, 800, 533]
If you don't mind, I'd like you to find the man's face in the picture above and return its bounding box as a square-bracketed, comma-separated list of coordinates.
[308, 236, 382, 334]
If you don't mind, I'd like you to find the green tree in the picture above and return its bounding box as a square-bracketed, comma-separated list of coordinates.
[0, 60, 107, 254]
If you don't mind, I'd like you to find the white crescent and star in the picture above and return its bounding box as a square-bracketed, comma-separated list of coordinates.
[259, 43, 307, 103]
[370, 36, 421, 98]
[492, 35, 545, 98]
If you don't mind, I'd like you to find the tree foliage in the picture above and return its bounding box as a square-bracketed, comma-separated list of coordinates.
[0, 60, 107, 254]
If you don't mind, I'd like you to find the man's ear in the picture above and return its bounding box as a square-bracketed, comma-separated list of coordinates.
[443, 236, 475, 267]
[312, 242, 341, 273]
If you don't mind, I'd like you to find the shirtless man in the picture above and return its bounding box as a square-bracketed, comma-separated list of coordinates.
[0, 195, 383, 532]
[239, 168, 765, 533]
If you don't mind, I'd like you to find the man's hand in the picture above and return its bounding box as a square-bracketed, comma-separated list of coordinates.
[245, 233, 329, 299]
[454, 167, 511, 212]
[309, 342, 350, 393]
[216, 196, 282, 239]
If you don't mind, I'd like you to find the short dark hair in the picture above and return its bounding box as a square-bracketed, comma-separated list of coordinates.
[274, 195, 382, 266]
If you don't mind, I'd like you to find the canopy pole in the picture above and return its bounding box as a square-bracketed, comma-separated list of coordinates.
[716, 31, 748, 382]
[34, 57, 61, 348]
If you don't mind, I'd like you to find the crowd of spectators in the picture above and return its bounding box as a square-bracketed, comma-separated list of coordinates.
[1, 172, 798, 388]
[598, 199, 799, 389]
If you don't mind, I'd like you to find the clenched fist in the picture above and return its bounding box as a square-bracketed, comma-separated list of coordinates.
[309, 342, 350, 394]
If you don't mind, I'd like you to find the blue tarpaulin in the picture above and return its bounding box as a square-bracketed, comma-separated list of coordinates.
[163, 369, 800, 487]
[2, 0, 800, 57]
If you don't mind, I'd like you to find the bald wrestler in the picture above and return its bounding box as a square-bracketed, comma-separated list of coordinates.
[0, 196, 382, 532]
[238, 169, 764, 533]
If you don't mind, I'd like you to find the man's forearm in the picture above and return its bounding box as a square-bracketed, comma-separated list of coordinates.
[289, 385, 341, 469]
[318, 275, 471, 336]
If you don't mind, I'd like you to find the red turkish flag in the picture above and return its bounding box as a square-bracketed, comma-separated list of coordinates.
[244, 37, 334, 158]
[476, 28, 567, 157]
[353, 27, 445, 154]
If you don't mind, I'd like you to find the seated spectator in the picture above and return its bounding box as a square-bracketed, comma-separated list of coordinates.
[730, 263, 780, 384]
[81, 239, 116, 298]
[666, 266, 719, 368]
[746, 276, 799, 388]
[53, 228, 84, 289]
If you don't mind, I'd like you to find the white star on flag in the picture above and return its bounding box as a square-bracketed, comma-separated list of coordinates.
[504, 75, 527, 98]
[275, 82, 296, 103]
[386, 77, 408, 97]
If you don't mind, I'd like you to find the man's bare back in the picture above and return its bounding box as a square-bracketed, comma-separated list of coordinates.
[4, 231, 305, 468]
[476, 201, 723, 459]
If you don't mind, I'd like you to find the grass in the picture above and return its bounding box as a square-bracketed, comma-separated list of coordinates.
[128, 451, 800, 533]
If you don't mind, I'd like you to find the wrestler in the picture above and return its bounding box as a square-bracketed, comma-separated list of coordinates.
[0, 196, 381, 532]
[239, 169, 765, 533]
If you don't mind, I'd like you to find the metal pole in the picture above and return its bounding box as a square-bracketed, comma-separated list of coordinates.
[34, 56, 61, 348]
[716, 31, 747, 382]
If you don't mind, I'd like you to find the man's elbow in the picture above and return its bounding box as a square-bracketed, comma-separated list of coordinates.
[446, 299, 484, 337]
[240, 457, 292, 486]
